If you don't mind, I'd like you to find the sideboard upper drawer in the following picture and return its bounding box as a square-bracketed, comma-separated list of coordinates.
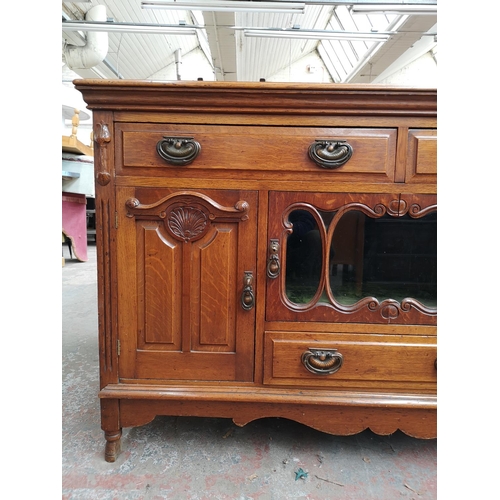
[264, 331, 437, 392]
[405, 129, 437, 183]
[116, 124, 397, 182]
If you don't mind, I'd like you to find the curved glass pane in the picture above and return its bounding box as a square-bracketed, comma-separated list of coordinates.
[330, 211, 437, 307]
[285, 209, 322, 304]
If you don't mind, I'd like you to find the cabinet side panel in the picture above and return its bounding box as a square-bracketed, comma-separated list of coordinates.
[97, 196, 114, 376]
[93, 112, 118, 389]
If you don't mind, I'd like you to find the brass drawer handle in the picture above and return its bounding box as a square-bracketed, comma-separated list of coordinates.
[156, 136, 201, 166]
[302, 348, 343, 375]
[267, 239, 280, 279]
[308, 139, 353, 169]
[241, 271, 255, 311]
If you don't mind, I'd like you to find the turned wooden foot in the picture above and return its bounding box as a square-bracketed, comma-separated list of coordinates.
[104, 430, 122, 462]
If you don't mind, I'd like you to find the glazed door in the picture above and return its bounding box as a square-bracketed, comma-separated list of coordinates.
[116, 187, 258, 381]
[266, 192, 437, 325]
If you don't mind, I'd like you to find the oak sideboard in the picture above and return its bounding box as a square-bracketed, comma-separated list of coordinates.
[75, 80, 437, 462]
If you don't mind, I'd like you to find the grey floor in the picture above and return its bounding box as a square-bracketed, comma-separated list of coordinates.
[62, 242, 437, 499]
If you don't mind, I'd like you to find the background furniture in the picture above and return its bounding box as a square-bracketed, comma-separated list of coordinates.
[62, 109, 94, 262]
[76, 80, 437, 462]
[62, 193, 88, 262]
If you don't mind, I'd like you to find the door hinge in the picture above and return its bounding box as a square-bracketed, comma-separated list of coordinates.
[115, 211, 118, 229]
[117, 339, 121, 356]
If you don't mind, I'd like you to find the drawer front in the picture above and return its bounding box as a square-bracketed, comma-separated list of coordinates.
[264, 331, 437, 391]
[405, 129, 437, 183]
[117, 123, 397, 181]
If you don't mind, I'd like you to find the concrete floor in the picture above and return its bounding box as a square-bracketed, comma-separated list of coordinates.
[62, 242, 437, 499]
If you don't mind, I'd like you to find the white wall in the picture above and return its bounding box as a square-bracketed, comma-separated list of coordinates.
[264, 45, 437, 87]
[372, 32, 438, 87]
[147, 47, 215, 81]
[374, 49, 437, 86]
[266, 51, 333, 83]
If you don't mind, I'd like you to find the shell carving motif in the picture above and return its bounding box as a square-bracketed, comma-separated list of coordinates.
[167, 206, 208, 242]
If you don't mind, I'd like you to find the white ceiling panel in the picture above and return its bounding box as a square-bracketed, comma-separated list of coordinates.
[235, 7, 332, 81]
[63, 0, 205, 80]
[62, 1, 437, 84]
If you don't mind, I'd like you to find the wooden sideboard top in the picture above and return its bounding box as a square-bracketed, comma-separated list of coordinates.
[74, 80, 437, 117]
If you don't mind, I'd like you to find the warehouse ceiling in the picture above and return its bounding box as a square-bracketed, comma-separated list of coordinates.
[62, 0, 437, 84]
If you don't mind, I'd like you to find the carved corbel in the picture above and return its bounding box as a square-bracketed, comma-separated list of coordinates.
[94, 122, 111, 186]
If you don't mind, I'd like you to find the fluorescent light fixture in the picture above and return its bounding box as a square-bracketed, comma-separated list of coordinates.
[141, 0, 305, 14]
[241, 28, 392, 42]
[62, 20, 199, 35]
[351, 4, 437, 15]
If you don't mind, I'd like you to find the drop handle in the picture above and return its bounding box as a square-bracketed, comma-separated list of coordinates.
[302, 348, 344, 375]
[156, 136, 201, 166]
[308, 139, 353, 169]
[241, 271, 255, 311]
[267, 239, 280, 279]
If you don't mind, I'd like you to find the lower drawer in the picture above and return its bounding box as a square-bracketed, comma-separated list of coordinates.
[263, 331, 437, 391]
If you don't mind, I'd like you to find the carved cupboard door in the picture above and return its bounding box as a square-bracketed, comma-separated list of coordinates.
[116, 187, 258, 382]
[266, 191, 437, 325]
